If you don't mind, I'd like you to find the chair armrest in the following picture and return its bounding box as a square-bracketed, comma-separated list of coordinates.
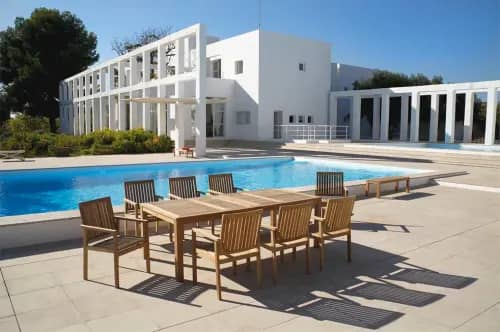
[208, 189, 223, 195]
[192, 227, 220, 242]
[124, 198, 138, 206]
[114, 214, 147, 223]
[260, 224, 277, 231]
[311, 215, 325, 222]
[169, 193, 183, 200]
[197, 190, 206, 196]
[81, 224, 118, 234]
[155, 195, 164, 200]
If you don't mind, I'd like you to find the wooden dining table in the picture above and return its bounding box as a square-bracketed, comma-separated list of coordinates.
[140, 189, 322, 282]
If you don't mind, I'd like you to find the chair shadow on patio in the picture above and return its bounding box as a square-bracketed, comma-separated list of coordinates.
[125, 240, 477, 330]
[351, 220, 419, 233]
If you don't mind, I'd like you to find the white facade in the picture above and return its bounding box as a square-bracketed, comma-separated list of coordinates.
[60, 24, 499, 153]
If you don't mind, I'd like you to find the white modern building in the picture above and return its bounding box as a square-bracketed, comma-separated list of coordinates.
[59, 24, 499, 156]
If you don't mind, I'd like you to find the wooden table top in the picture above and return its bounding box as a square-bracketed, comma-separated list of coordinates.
[141, 189, 321, 223]
[366, 176, 410, 184]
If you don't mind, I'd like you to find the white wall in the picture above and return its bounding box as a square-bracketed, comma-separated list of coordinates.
[258, 31, 331, 140]
[206, 31, 260, 140]
[331, 63, 375, 91]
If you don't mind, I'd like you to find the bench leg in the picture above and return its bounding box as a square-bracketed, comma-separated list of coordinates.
[395, 181, 399, 193]
[365, 183, 369, 197]
[376, 185, 381, 199]
[406, 178, 410, 193]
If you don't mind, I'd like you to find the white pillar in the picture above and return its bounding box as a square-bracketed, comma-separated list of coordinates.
[99, 97, 106, 129]
[485, 87, 498, 145]
[429, 94, 439, 143]
[194, 25, 207, 157]
[142, 89, 151, 130]
[92, 98, 99, 131]
[85, 100, 91, 133]
[177, 38, 185, 75]
[410, 91, 420, 142]
[380, 94, 390, 141]
[73, 103, 79, 135]
[68, 105, 74, 134]
[400, 95, 409, 141]
[173, 82, 185, 151]
[130, 56, 138, 86]
[158, 44, 166, 79]
[142, 51, 150, 82]
[119, 61, 126, 88]
[99, 68, 106, 93]
[92, 71, 97, 95]
[118, 95, 126, 130]
[372, 96, 381, 140]
[445, 90, 456, 143]
[329, 95, 338, 127]
[157, 86, 166, 135]
[463, 91, 474, 143]
[352, 95, 361, 141]
[108, 65, 114, 90]
[109, 96, 116, 130]
[78, 102, 84, 135]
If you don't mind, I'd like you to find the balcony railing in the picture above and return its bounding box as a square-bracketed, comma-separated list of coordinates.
[275, 125, 350, 141]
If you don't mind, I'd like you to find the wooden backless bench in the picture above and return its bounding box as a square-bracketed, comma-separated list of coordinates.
[365, 176, 410, 198]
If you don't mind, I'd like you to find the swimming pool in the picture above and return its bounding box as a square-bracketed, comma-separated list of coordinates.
[0, 157, 420, 217]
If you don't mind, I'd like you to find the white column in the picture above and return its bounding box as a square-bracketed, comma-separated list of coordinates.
[99, 68, 106, 93]
[157, 85, 166, 135]
[410, 91, 420, 142]
[92, 71, 97, 95]
[400, 95, 409, 141]
[194, 26, 207, 156]
[173, 82, 185, 151]
[158, 44, 166, 79]
[108, 96, 115, 130]
[380, 94, 390, 142]
[445, 90, 456, 143]
[73, 103, 79, 135]
[329, 95, 338, 127]
[79, 101, 85, 135]
[68, 105, 74, 134]
[485, 87, 498, 145]
[92, 98, 99, 131]
[429, 94, 439, 142]
[372, 96, 381, 140]
[79, 76, 84, 98]
[130, 56, 138, 86]
[142, 51, 150, 82]
[108, 65, 114, 90]
[142, 89, 151, 130]
[85, 100, 92, 133]
[99, 97, 106, 129]
[118, 61, 126, 88]
[118, 94, 126, 130]
[177, 38, 185, 75]
[351, 95, 361, 141]
[463, 91, 474, 143]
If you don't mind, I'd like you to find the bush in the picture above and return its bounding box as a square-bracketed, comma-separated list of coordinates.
[0, 115, 174, 157]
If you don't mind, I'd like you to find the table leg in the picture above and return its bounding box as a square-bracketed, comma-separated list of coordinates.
[141, 209, 151, 273]
[174, 221, 184, 282]
[365, 182, 369, 197]
[406, 178, 410, 193]
[395, 181, 399, 193]
[376, 185, 381, 199]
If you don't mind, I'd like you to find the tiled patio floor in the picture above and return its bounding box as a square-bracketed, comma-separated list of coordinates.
[1, 185, 499, 331]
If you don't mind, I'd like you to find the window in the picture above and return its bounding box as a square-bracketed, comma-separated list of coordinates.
[289, 115, 295, 123]
[235, 60, 243, 74]
[299, 62, 306, 72]
[298, 115, 305, 123]
[236, 111, 251, 124]
[212, 59, 221, 78]
[307, 115, 313, 124]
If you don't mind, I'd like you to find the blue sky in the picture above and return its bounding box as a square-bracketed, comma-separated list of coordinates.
[2, 0, 499, 83]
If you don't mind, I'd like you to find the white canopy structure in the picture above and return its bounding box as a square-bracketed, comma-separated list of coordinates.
[123, 97, 226, 105]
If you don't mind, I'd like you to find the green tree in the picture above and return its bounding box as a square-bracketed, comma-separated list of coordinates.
[0, 8, 98, 130]
[353, 70, 443, 90]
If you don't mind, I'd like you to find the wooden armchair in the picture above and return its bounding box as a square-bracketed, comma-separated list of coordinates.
[168, 176, 205, 200]
[124, 179, 172, 241]
[316, 172, 349, 206]
[79, 197, 150, 288]
[192, 209, 263, 300]
[311, 196, 355, 271]
[208, 173, 244, 195]
[261, 203, 313, 283]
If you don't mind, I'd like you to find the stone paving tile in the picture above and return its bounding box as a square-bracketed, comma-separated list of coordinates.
[10, 286, 69, 314]
[16, 301, 83, 332]
[455, 303, 500, 332]
[5, 272, 59, 295]
[0, 316, 19, 332]
[85, 309, 159, 332]
[0, 296, 14, 319]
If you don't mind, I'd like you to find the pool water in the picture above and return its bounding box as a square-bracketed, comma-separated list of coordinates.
[0, 157, 419, 216]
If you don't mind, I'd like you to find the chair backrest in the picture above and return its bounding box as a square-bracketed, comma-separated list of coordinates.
[208, 173, 236, 194]
[220, 209, 263, 254]
[169, 176, 199, 199]
[323, 196, 355, 232]
[276, 203, 313, 242]
[79, 197, 116, 241]
[316, 171, 345, 196]
[124, 179, 157, 203]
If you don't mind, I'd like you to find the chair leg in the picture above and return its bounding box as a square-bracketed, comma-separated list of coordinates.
[256, 253, 262, 287]
[215, 261, 222, 300]
[305, 242, 310, 275]
[319, 238, 325, 272]
[232, 261, 237, 275]
[113, 252, 120, 288]
[347, 233, 352, 262]
[280, 249, 285, 263]
[211, 220, 215, 234]
[83, 246, 88, 280]
[192, 232, 197, 284]
[155, 220, 159, 233]
[169, 224, 173, 243]
[246, 257, 251, 271]
[271, 251, 278, 284]
[292, 247, 297, 261]
[123, 220, 127, 236]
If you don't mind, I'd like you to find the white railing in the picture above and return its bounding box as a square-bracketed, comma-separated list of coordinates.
[275, 125, 350, 141]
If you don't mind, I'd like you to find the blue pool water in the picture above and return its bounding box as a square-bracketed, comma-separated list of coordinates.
[0, 157, 419, 217]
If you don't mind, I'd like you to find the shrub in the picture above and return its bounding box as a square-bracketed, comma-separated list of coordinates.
[48, 135, 80, 157]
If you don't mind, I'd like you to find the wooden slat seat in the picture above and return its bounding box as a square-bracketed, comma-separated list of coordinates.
[311, 196, 355, 271]
[208, 173, 244, 195]
[192, 209, 263, 300]
[0, 150, 25, 161]
[79, 197, 151, 288]
[260, 203, 313, 283]
[365, 176, 410, 198]
[316, 172, 348, 205]
[124, 179, 172, 240]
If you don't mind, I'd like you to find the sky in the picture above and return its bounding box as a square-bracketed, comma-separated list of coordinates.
[1, 0, 499, 83]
